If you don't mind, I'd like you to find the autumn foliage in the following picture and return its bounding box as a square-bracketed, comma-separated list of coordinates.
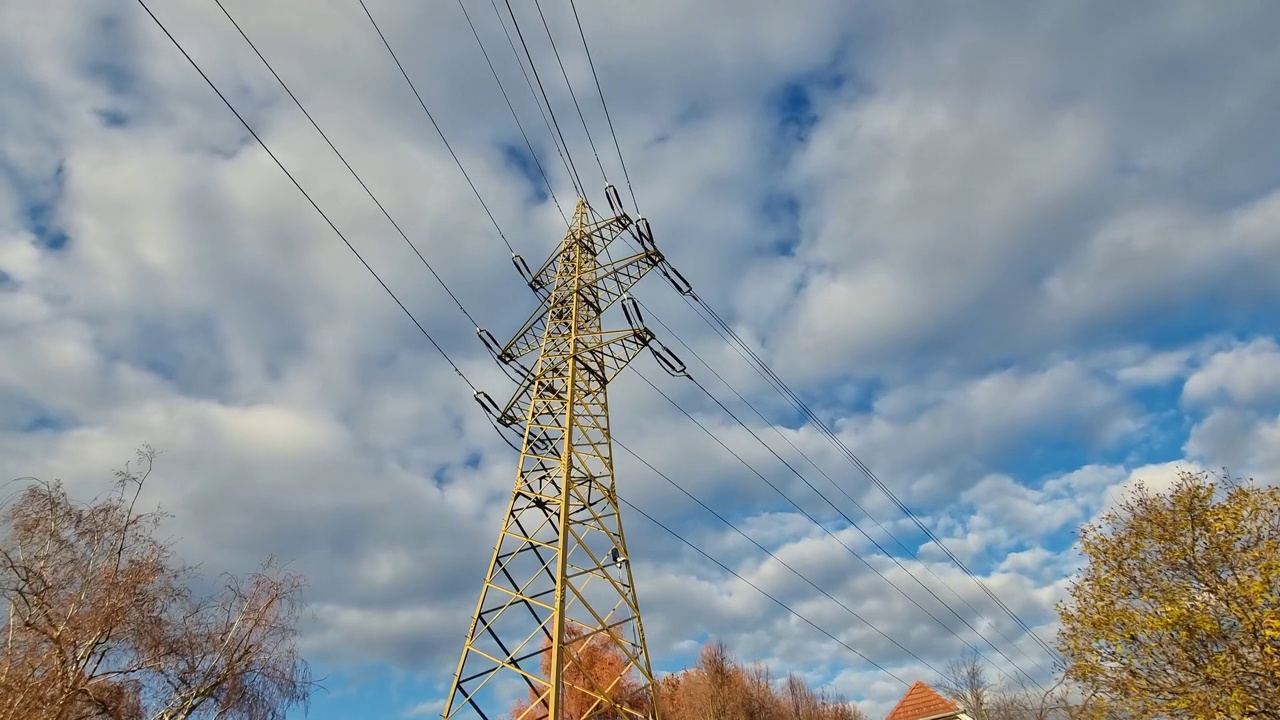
[1057, 469, 1280, 720]
[0, 448, 316, 720]
[509, 631, 863, 720]
[656, 642, 864, 720]
[510, 623, 652, 720]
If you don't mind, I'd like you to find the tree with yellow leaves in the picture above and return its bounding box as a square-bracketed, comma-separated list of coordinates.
[1057, 469, 1280, 719]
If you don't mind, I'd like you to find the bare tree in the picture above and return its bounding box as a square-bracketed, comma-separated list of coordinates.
[936, 654, 1129, 720]
[936, 650, 994, 720]
[0, 447, 317, 720]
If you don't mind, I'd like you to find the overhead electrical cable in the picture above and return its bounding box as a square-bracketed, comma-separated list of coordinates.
[613, 437, 943, 678]
[210, 0, 1054, 679]
[259, 0, 1013, 671]
[454, 0, 568, 226]
[500, 0, 588, 197]
[484, 0, 582, 200]
[133, 0, 476, 392]
[617, 495, 909, 687]
[522, 189, 1053, 671]
[364, 0, 1047, 667]
[685, 295, 1061, 660]
[584, 223, 1051, 675]
[685, 369, 1048, 685]
[645, 295, 1051, 679]
[647, 274, 1060, 662]
[529, 0, 608, 186]
[540, 0, 1060, 659]
[567, 0, 638, 211]
[630, 368, 1044, 689]
[356, 0, 517, 255]
[486, 0, 583, 198]
[468, 0, 1055, 667]
[637, 297, 1051, 676]
[213, 0, 481, 330]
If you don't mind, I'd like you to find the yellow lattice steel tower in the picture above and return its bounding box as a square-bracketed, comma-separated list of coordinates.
[445, 192, 672, 720]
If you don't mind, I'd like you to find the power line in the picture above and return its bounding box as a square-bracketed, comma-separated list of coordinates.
[529, 0, 608, 186]
[564, 199, 1052, 673]
[681, 370, 1049, 687]
[637, 297, 1052, 677]
[357, 0, 517, 255]
[214, 0, 481, 330]
[630, 369, 1042, 689]
[406, 0, 1050, 664]
[568, 0, 638, 212]
[686, 293, 1061, 660]
[500, 0, 588, 197]
[211, 0, 571, 461]
[485, 0, 581, 201]
[454, 0, 568, 226]
[133, 0, 475, 390]
[602, 235, 1049, 680]
[613, 436, 943, 678]
[236, 5, 1009, 672]
[453, 0, 1057, 672]
[616, 493, 909, 688]
[617, 216, 1059, 663]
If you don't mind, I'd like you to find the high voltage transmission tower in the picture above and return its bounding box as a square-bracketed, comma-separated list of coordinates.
[444, 190, 684, 720]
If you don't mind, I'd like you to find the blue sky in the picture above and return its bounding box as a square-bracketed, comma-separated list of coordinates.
[3, 1, 1280, 718]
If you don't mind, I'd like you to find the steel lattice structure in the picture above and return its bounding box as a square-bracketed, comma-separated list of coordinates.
[444, 194, 672, 720]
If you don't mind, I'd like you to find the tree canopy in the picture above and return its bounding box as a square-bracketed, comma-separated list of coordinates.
[507, 631, 864, 720]
[0, 448, 316, 720]
[1056, 469, 1280, 719]
[508, 622, 652, 720]
[655, 641, 864, 720]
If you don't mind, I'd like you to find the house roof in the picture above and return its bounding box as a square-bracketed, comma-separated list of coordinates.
[884, 680, 962, 720]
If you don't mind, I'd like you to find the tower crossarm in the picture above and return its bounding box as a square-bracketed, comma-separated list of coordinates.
[498, 327, 655, 428]
[585, 249, 666, 317]
[525, 213, 635, 293]
[500, 248, 663, 362]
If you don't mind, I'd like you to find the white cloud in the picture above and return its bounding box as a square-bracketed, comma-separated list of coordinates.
[1123, 460, 1206, 496]
[1040, 191, 1280, 334]
[780, 92, 1107, 378]
[1113, 347, 1196, 386]
[826, 361, 1139, 515]
[1183, 337, 1280, 407]
[1186, 408, 1280, 486]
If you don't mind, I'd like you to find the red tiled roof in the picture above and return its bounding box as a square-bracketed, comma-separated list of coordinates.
[884, 680, 961, 720]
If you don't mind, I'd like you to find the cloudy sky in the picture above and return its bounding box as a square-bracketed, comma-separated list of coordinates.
[3, 0, 1280, 717]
